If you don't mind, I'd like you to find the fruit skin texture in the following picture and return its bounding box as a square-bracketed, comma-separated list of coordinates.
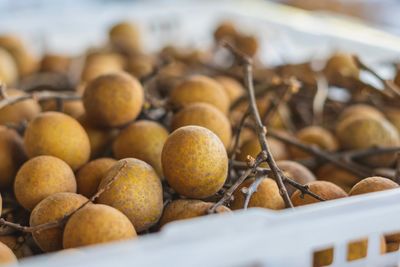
[316, 164, 360, 193]
[0, 47, 18, 85]
[14, 155, 77, 211]
[162, 126, 228, 199]
[0, 88, 41, 125]
[339, 104, 385, 123]
[336, 116, 400, 167]
[109, 22, 141, 53]
[323, 52, 359, 86]
[159, 199, 231, 227]
[171, 103, 232, 149]
[0, 126, 26, 188]
[24, 111, 90, 171]
[291, 181, 347, 206]
[113, 120, 168, 177]
[170, 75, 230, 114]
[231, 178, 285, 210]
[237, 137, 289, 164]
[215, 76, 244, 104]
[0, 241, 17, 264]
[63, 204, 136, 249]
[97, 159, 163, 232]
[29, 192, 88, 252]
[83, 72, 144, 127]
[276, 160, 316, 195]
[76, 158, 117, 198]
[349, 176, 399, 196]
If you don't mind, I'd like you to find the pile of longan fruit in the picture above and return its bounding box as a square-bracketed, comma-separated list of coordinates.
[0, 20, 399, 267]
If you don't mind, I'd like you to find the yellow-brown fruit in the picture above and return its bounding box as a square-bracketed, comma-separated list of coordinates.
[14, 155, 77, 210]
[112, 120, 168, 177]
[83, 72, 144, 127]
[231, 178, 285, 210]
[291, 181, 347, 206]
[170, 75, 230, 114]
[63, 204, 136, 249]
[339, 104, 385, 123]
[159, 199, 231, 227]
[0, 241, 17, 264]
[276, 160, 316, 195]
[0, 47, 18, 85]
[213, 21, 237, 42]
[30, 192, 88, 252]
[386, 241, 399, 253]
[323, 52, 359, 86]
[215, 76, 244, 104]
[0, 88, 41, 125]
[314, 238, 386, 267]
[0, 126, 26, 188]
[0, 35, 37, 77]
[385, 107, 400, 133]
[290, 126, 338, 159]
[24, 112, 90, 170]
[237, 137, 289, 164]
[40, 99, 84, 119]
[40, 54, 71, 73]
[234, 34, 258, 57]
[162, 126, 228, 199]
[336, 116, 400, 167]
[126, 54, 155, 79]
[349, 176, 399, 196]
[78, 115, 118, 159]
[0, 236, 32, 258]
[97, 159, 163, 232]
[109, 21, 141, 53]
[76, 158, 117, 198]
[81, 53, 124, 83]
[316, 164, 360, 193]
[171, 103, 232, 149]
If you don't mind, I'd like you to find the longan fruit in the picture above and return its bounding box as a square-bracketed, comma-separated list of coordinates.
[14, 155, 77, 210]
[24, 112, 90, 170]
[81, 53, 124, 83]
[386, 241, 400, 253]
[276, 160, 316, 195]
[213, 21, 237, 42]
[76, 158, 117, 198]
[40, 54, 71, 73]
[291, 181, 347, 206]
[0, 236, 32, 258]
[323, 52, 359, 86]
[316, 164, 360, 193]
[112, 120, 168, 177]
[159, 199, 231, 227]
[385, 107, 400, 133]
[126, 54, 155, 79]
[162, 126, 228, 199]
[0, 88, 41, 125]
[214, 76, 244, 104]
[170, 75, 230, 114]
[0, 126, 26, 188]
[83, 72, 144, 127]
[0, 241, 17, 264]
[40, 99, 84, 119]
[231, 178, 285, 210]
[63, 204, 136, 249]
[349, 176, 399, 196]
[234, 34, 258, 57]
[171, 103, 232, 149]
[0, 47, 18, 85]
[336, 116, 400, 167]
[339, 104, 385, 123]
[290, 126, 338, 159]
[97, 159, 163, 232]
[30, 192, 88, 252]
[109, 21, 141, 53]
[237, 137, 289, 164]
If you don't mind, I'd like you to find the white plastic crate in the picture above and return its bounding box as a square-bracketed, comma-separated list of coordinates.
[1, 1, 400, 266]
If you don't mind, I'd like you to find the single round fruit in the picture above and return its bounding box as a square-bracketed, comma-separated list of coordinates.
[231, 178, 285, 210]
[30, 192, 88, 252]
[323, 52, 359, 86]
[40, 54, 71, 73]
[290, 126, 338, 159]
[109, 22, 141, 53]
[213, 21, 237, 42]
[170, 75, 230, 114]
[336, 116, 400, 167]
[81, 53, 124, 82]
[97, 159, 163, 232]
[237, 137, 289, 164]
[0, 47, 18, 85]
[63, 204, 136, 249]
[41, 99, 84, 119]
[339, 104, 385, 123]
[83, 72, 144, 127]
[113, 120, 168, 177]
[24, 111, 90, 170]
[0, 241, 17, 264]
[162, 126, 228, 199]
[215, 76, 244, 104]
[0, 88, 41, 125]
[171, 103, 232, 148]
[0, 126, 26, 188]
[234, 34, 258, 57]
[291, 181, 347, 206]
[316, 164, 360, 193]
[276, 160, 316, 195]
[76, 158, 117, 198]
[14, 155, 77, 210]
[349, 176, 399, 196]
[126, 54, 155, 79]
[159, 199, 231, 227]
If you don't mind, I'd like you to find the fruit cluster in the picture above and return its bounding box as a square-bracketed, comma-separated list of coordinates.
[0, 20, 399, 266]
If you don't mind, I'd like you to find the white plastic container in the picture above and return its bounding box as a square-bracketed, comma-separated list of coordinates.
[1, 1, 400, 266]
